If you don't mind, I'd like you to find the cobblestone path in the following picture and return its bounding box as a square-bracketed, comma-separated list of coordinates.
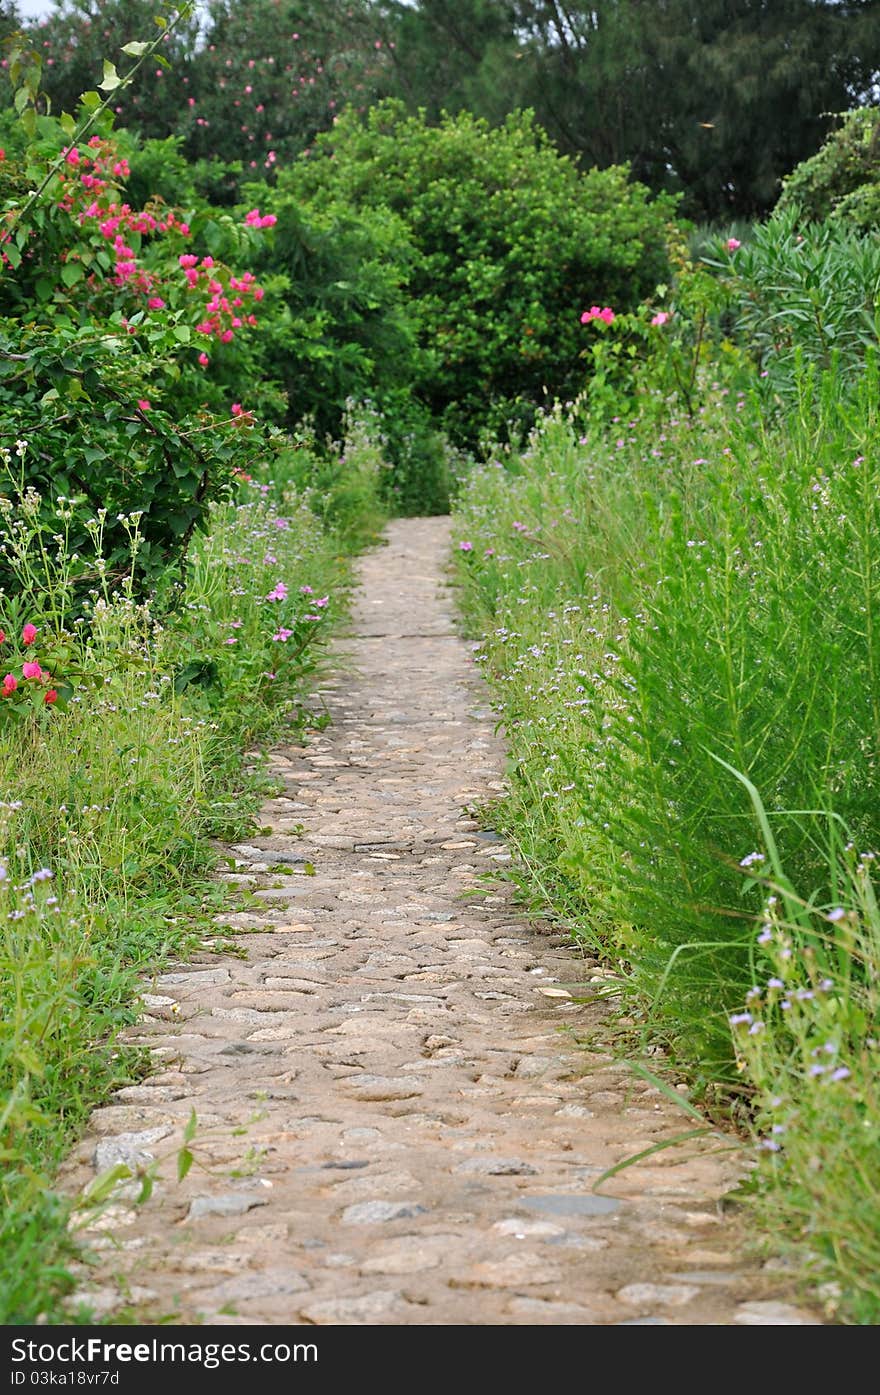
[62, 519, 819, 1326]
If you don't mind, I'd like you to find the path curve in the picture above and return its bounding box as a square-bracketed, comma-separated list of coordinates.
[62, 519, 818, 1326]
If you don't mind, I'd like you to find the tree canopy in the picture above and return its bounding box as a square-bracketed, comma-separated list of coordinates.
[5, 1, 880, 218]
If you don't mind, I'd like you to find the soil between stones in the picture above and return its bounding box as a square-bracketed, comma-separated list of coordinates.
[60, 518, 820, 1327]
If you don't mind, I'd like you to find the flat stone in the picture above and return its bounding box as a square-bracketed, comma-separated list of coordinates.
[157, 968, 231, 988]
[519, 1194, 620, 1217]
[199, 1269, 310, 1304]
[360, 1234, 465, 1275]
[734, 1301, 821, 1326]
[342, 1075, 424, 1101]
[492, 1218, 566, 1239]
[616, 1283, 701, 1307]
[451, 1251, 562, 1288]
[340, 1200, 427, 1225]
[454, 1157, 538, 1177]
[298, 1290, 404, 1325]
[93, 1126, 172, 1171]
[187, 1195, 270, 1221]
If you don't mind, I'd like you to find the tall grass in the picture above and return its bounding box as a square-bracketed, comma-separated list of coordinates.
[454, 366, 880, 1320]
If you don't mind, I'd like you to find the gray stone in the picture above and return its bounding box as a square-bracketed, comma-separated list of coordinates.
[454, 1157, 538, 1176]
[93, 1126, 171, 1171]
[342, 1075, 424, 1101]
[340, 1200, 427, 1225]
[187, 1194, 270, 1221]
[200, 1269, 310, 1304]
[616, 1283, 700, 1307]
[299, 1290, 404, 1325]
[520, 1194, 620, 1217]
[734, 1301, 821, 1326]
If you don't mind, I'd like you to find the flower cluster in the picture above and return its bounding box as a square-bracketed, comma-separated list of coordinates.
[243, 208, 278, 230]
[580, 305, 615, 325]
[0, 623, 60, 711]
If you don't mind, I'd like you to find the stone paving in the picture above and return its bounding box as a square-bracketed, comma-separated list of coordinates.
[61, 518, 820, 1326]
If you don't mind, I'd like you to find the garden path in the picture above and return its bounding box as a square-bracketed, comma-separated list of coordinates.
[62, 518, 819, 1326]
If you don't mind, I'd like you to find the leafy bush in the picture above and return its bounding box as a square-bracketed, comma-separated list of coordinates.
[283, 100, 676, 449]
[703, 213, 880, 399]
[0, 110, 282, 591]
[777, 107, 880, 230]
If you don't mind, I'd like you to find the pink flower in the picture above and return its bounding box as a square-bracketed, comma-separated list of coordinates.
[727, 237, 741, 251]
[220, 329, 234, 343]
[2, 673, 16, 695]
[22, 662, 42, 680]
[147, 296, 165, 310]
[273, 627, 294, 642]
[580, 305, 615, 325]
[0, 629, 5, 645]
[22, 624, 37, 646]
[137, 399, 151, 412]
[179, 222, 190, 237]
[651, 311, 671, 326]
[179, 254, 198, 269]
[64, 146, 80, 166]
[300, 585, 313, 595]
[44, 689, 57, 705]
[198, 352, 209, 367]
[314, 596, 329, 608]
[266, 582, 288, 602]
[231, 403, 244, 416]
[459, 540, 473, 552]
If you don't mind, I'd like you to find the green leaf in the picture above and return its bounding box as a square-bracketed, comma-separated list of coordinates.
[79, 90, 102, 111]
[61, 262, 84, 288]
[173, 325, 191, 344]
[120, 41, 150, 57]
[4, 243, 22, 270]
[183, 1108, 198, 1144]
[99, 60, 123, 93]
[177, 1147, 194, 1182]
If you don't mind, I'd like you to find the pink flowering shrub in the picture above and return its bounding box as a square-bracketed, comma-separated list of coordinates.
[0, 106, 283, 591]
[0, 621, 70, 726]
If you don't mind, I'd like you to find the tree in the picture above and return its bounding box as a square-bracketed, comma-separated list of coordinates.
[381, 1, 880, 219]
[283, 100, 675, 446]
[25, 0, 388, 172]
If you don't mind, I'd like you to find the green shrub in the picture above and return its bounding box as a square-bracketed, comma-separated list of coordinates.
[0, 113, 282, 592]
[703, 212, 880, 398]
[282, 100, 676, 449]
[777, 107, 880, 230]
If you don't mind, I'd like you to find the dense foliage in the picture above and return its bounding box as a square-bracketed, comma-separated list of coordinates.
[283, 101, 674, 447]
[777, 106, 880, 230]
